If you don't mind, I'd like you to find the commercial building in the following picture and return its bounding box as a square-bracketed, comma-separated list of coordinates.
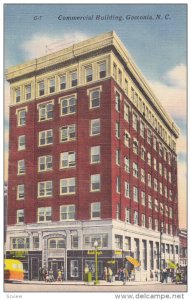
[6, 31, 180, 281]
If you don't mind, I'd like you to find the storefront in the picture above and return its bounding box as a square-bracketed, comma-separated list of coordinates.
[6, 251, 42, 280]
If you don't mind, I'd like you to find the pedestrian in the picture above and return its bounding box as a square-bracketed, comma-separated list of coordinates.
[49, 268, 54, 282]
[108, 267, 113, 283]
[150, 270, 154, 281]
[175, 265, 181, 284]
[57, 269, 62, 281]
[123, 268, 129, 285]
[103, 266, 108, 281]
[61, 266, 64, 281]
[43, 268, 47, 281]
[38, 266, 43, 281]
[84, 264, 89, 282]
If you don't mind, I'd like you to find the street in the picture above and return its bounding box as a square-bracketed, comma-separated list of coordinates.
[4, 282, 187, 293]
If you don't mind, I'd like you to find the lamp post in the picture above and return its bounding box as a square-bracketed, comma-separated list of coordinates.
[159, 226, 163, 282]
[94, 240, 99, 285]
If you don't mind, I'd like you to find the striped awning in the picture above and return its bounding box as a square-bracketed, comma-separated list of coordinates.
[126, 256, 141, 267]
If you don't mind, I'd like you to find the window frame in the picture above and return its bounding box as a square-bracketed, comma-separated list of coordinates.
[37, 207, 52, 223]
[60, 204, 76, 221]
[91, 202, 101, 219]
[38, 181, 53, 198]
[90, 174, 101, 192]
[17, 184, 25, 200]
[90, 119, 100, 136]
[60, 151, 76, 169]
[38, 155, 53, 172]
[60, 177, 76, 195]
[60, 124, 76, 142]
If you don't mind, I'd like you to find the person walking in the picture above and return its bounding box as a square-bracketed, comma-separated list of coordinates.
[150, 270, 154, 281]
[123, 268, 129, 285]
[61, 266, 64, 281]
[103, 266, 108, 281]
[108, 267, 113, 283]
[38, 267, 43, 281]
[57, 269, 62, 281]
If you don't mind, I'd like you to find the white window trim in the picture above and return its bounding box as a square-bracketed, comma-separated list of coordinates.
[37, 100, 54, 121]
[38, 129, 53, 147]
[37, 207, 52, 223]
[60, 204, 76, 221]
[17, 184, 24, 200]
[90, 174, 101, 192]
[91, 202, 101, 220]
[17, 160, 25, 175]
[60, 151, 76, 169]
[90, 146, 101, 164]
[38, 181, 53, 198]
[38, 155, 53, 172]
[60, 124, 76, 143]
[59, 94, 77, 117]
[90, 119, 100, 136]
[60, 177, 76, 195]
[15, 107, 28, 127]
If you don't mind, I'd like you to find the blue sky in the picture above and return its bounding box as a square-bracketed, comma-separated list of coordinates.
[4, 3, 187, 227]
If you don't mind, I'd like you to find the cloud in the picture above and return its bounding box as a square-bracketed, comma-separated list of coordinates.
[148, 65, 187, 120]
[21, 31, 91, 60]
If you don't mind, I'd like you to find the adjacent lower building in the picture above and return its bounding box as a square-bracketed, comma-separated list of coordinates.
[6, 31, 180, 281]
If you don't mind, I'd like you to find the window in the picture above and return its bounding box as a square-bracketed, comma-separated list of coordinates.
[49, 238, 65, 249]
[140, 122, 145, 138]
[133, 186, 138, 202]
[116, 204, 120, 220]
[99, 61, 106, 78]
[165, 205, 168, 217]
[134, 93, 138, 106]
[118, 69, 122, 85]
[49, 78, 55, 93]
[134, 211, 138, 225]
[154, 199, 159, 212]
[115, 235, 123, 249]
[90, 119, 100, 136]
[168, 153, 171, 165]
[113, 63, 117, 80]
[25, 84, 31, 100]
[147, 129, 152, 144]
[18, 135, 26, 150]
[15, 87, 21, 103]
[39, 102, 53, 121]
[168, 172, 171, 183]
[16, 209, 24, 224]
[91, 202, 101, 219]
[141, 169, 145, 183]
[132, 113, 138, 131]
[90, 89, 100, 108]
[39, 81, 45, 96]
[38, 207, 52, 222]
[133, 140, 138, 154]
[60, 74, 66, 90]
[60, 178, 76, 195]
[38, 155, 52, 172]
[159, 163, 162, 176]
[17, 109, 26, 126]
[148, 195, 152, 209]
[91, 174, 100, 191]
[124, 156, 130, 173]
[147, 152, 151, 165]
[153, 158, 157, 171]
[169, 190, 172, 201]
[169, 207, 173, 218]
[153, 136, 157, 150]
[70, 71, 77, 87]
[91, 146, 100, 164]
[141, 191, 146, 206]
[125, 79, 128, 94]
[71, 234, 79, 249]
[11, 237, 29, 249]
[116, 149, 120, 165]
[160, 203, 164, 214]
[60, 97, 76, 116]
[17, 160, 25, 175]
[116, 176, 121, 193]
[124, 103, 129, 122]
[38, 181, 53, 197]
[60, 205, 75, 220]
[39, 129, 53, 146]
[159, 182, 163, 195]
[124, 182, 130, 198]
[131, 88, 134, 102]
[124, 131, 130, 147]
[142, 214, 146, 227]
[33, 237, 39, 249]
[60, 124, 76, 142]
[84, 234, 108, 248]
[149, 217, 152, 229]
[164, 148, 167, 161]
[70, 260, 79, 277]
[164, 168, 167, 179]
[148, 173, 152, 188]
[17, 184, 24, 200]
[115, 122, 120, 138]
[125, 237, 131, 251]
[115, 92, 120, 112]
[125, 208, 131, 223]
[155, 219, 159, 231]
[86, 66, 93, 82]
[141, 146, 146, 160]
[164, 186, 167, 198]
[154, 178, 158, 191]
[60, 152, 76, 168]
[133, 162, 138, 177]
[159, 143, 163, 156]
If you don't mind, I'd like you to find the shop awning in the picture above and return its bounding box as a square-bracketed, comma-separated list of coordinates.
[126, 256, 141, 267]
[167, 260, 177, 269]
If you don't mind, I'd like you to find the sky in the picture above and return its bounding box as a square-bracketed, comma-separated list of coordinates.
[3, 3, 187, 228]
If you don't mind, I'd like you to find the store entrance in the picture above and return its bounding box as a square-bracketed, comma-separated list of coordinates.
[48, 259, 64, 280]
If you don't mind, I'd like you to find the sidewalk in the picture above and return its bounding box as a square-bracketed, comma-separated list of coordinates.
[22, 280, 163, 286]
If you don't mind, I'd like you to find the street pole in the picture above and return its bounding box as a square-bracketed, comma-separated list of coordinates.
[159, 227, 163, 282]
[94, 240, 99, 285]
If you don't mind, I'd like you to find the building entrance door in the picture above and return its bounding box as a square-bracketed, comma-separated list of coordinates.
[48, 260, 64, 280]
[31, 258, 39, 280]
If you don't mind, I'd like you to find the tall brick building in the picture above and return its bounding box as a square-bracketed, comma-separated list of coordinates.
[6, 31, 180, 281]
